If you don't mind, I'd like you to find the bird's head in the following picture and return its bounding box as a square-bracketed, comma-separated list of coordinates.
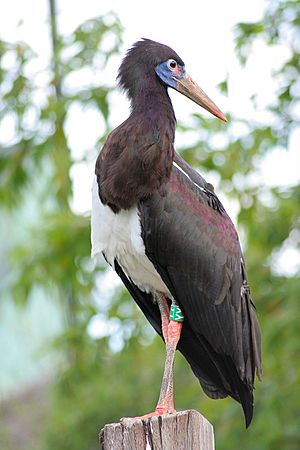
[118, 39, 227, 122]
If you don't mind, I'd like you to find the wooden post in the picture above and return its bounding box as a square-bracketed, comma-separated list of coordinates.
[99, 410, 214, 450]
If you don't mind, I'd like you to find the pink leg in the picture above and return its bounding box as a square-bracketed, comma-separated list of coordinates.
[158, 295, 170, 343]
[128, 295, 183, 420]
[154, 319, 182, 415]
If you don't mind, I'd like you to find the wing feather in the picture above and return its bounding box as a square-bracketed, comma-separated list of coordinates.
[139, 165, 261, 424]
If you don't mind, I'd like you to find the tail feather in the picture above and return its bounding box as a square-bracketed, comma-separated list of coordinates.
[178, 320, 255, 427]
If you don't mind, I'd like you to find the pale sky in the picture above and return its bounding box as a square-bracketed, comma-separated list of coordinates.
[0, 0, 268, 109]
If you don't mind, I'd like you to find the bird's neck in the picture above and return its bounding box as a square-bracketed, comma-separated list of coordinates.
[130, 78, 176, 136]
[96, 80, 177, 211]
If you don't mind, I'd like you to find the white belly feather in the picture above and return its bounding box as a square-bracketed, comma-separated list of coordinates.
[91, 177, 170, 295]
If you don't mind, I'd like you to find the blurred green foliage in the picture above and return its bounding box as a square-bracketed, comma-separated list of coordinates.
[1, 1, 300, 449]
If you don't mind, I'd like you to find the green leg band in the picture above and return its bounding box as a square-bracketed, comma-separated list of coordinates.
[170, 305, 184, 322]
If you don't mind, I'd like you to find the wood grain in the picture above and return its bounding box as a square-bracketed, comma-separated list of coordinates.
[99, 410, 214, 450]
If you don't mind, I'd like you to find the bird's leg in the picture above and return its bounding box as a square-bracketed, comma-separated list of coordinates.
[157, 293, 170, 344]
[155, 319, 182, 414]
[128, 294, 183, 420]
[155, 295, 183, 414]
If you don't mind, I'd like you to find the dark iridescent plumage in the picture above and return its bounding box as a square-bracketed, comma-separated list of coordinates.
[94, 39, 261, 427]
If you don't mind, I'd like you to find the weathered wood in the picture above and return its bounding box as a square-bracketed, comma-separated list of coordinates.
[99, 410, 214, 450]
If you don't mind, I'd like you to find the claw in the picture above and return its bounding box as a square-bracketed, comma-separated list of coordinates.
[121, 406, 176, 421]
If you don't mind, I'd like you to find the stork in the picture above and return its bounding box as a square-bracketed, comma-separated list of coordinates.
[91, 39, 261, 427]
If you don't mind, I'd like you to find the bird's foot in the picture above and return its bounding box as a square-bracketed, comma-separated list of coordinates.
[121, 406, 176, 422]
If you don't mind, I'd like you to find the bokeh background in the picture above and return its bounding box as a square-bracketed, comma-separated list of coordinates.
[1, 1, 300, 449]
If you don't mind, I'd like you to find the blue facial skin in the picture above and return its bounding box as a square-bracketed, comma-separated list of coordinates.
[155, 61, 186, 89]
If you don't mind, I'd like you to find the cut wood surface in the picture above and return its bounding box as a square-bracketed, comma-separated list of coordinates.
[99, 409, 214, 450]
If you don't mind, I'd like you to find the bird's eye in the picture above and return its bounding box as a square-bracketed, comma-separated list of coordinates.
[167, 59, 178, 70]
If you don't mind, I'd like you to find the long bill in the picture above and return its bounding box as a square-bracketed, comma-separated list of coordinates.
[173, 73, 227, 122]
